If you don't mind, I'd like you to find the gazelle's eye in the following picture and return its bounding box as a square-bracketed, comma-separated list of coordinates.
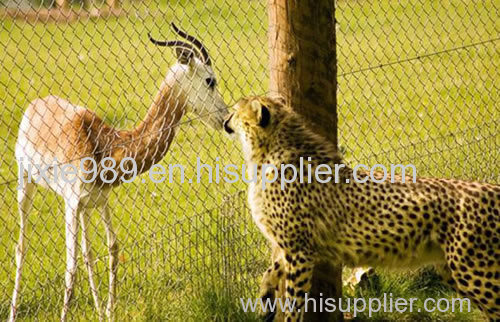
[205, 77, 216, 89]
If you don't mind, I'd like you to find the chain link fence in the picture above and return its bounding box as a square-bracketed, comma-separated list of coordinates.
[0, 0, 498, 320]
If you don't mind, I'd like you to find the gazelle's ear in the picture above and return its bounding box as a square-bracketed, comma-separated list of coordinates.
[175, 48, 194, 65]
[251, 100, 271, 128]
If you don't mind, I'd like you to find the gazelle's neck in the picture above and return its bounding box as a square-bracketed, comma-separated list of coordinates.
[117, 74, 187, 175]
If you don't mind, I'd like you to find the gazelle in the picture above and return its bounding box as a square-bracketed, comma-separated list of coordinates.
[10, 23, 228, 321]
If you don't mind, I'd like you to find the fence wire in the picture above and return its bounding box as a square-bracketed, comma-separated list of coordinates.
[0, 0, 498, 320]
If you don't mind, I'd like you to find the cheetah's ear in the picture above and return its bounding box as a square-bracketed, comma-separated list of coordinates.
[270, 94, 287, 106]
[251, 100, 271, 128]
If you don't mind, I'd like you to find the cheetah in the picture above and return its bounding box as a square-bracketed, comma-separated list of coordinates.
[223, 95, 500, 321]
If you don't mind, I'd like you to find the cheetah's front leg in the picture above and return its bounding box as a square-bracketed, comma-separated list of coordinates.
[260, 260, 284, 301]
[283, 251, 314, 322]
[259, 259, 284, 321]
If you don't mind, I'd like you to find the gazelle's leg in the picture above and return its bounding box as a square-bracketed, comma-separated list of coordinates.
[101, 204, 118, 320]
[80, 208, 103, 321]
[61, 199, 80, 322]
[9, 181, 36, 322]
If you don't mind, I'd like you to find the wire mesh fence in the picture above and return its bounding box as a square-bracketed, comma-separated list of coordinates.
[337, 0, 499, 182]
[0, 0, 498, 320]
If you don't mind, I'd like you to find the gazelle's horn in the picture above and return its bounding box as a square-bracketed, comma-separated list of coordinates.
[148, 34, 205, 63]
[148, 34, 196, 52]
[170, 23, 212, 66]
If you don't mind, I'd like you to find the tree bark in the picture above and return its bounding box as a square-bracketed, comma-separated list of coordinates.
[55, 0, 69, 9]
[107, 0, 120, 10]
[268, 0, 337, 144]
[267, 1, 343, 321]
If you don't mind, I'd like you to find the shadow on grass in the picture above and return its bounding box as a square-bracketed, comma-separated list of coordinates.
[346, 267, 484, 321]
[190, 287, 261, 322]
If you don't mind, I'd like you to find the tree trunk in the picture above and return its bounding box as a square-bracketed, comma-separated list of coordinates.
[267, 1, 343, 321]
[55, 0, 69, 9]
[107, 0, 119, 10]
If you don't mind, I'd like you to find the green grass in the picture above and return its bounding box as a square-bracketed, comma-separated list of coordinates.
[343, 267, 484, 321]
[0, 0, 498, 320]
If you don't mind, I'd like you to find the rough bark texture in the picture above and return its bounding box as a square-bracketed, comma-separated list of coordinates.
[107, 0, 120, 10]
[55, 0, 69, 9]
[267, 1, 343, 321]
[268, 0, 338, 144]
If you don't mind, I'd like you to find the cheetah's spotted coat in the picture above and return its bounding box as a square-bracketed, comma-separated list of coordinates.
[224, 96, 500, 321]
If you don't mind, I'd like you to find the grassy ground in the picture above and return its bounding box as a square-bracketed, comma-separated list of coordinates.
[0, 0, 498, 320]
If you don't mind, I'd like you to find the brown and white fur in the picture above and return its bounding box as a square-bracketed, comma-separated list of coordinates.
[10, 24, 228, 322]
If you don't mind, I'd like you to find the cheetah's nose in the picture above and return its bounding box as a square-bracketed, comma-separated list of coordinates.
[223, 114, 234, 134]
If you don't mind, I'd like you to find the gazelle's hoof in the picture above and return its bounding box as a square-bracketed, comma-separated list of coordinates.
[8, 308, 17, 322]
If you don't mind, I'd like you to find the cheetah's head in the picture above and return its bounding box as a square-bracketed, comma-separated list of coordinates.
[223, 95, 288, 143]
